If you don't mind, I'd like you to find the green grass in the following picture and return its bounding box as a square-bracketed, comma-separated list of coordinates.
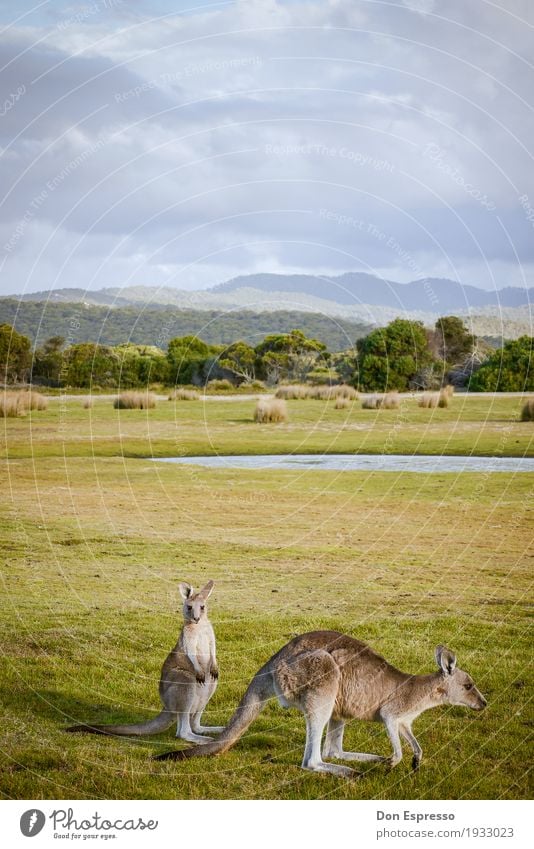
[0, 394, 532, 799]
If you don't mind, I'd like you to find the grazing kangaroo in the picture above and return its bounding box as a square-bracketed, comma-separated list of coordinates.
[66, 581, 224, 744]
[155, 631, 486, 776]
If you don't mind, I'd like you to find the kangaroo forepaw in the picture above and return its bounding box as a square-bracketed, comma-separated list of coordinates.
[196, 673, 206, 685]
[210, 667, 219, 680]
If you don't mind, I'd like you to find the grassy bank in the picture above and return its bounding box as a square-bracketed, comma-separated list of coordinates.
[0, 394, 532, 799]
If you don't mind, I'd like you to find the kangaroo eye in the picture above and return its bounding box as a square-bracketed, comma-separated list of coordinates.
[187, 606, 192, 612]
[200, 605, 205, 611]
[464, 683, 473, 691]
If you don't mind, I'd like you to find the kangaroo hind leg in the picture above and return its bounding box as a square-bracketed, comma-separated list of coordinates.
[190, 678, 224, 735]
[323, 718, 387, 763]
[296, 650, 357, 778]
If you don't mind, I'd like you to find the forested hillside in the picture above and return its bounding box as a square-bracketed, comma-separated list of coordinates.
[0, 299, 372, 352]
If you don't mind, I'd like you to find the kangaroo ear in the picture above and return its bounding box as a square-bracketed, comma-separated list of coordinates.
[199, 580, 214, 599]
[435, 645, 457, 675]
[179, 582, 193, 600]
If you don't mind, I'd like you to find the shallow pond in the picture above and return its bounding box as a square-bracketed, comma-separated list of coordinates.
[152, 454, 534, 473]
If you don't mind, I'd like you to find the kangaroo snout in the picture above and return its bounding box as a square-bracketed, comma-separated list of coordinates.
[475, 694, 487, 710]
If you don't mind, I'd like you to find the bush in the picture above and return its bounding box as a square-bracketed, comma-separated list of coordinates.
[169, 389, 200, 401]
[334, 398, 349, 410]
[113, 392, 156, 409]
[82, 397, 93, 409]
[520, 399, 534, 421]
[254, 399, 288, 423]
[0, 390, 48, 417]
[205, 379, 234, 392]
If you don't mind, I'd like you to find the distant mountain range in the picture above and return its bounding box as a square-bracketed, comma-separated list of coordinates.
[10, 272, 533, 311]
[213, 273, 532, 310]
[3, 272, 532, 342]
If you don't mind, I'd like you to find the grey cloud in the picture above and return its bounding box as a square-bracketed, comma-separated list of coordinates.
[0, 0, 532, 295]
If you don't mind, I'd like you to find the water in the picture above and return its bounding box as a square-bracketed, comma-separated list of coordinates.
[151, 454, 534, 473]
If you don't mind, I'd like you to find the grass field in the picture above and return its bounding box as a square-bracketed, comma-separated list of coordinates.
[0, 392, 532, 799]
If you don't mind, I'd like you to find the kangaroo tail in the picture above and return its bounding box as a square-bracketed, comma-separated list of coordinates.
[66, 709, 175, 737]
[155, 671, 273, 761]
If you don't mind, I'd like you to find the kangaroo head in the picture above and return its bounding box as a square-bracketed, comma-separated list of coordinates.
[435, 645, 487, 711]
[179, 580, 214, 624]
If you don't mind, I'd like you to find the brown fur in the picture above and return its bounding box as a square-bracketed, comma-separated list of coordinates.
[155, 631, 486, 777]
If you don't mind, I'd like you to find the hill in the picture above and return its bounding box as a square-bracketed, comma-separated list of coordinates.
[0, 299, 373, 352]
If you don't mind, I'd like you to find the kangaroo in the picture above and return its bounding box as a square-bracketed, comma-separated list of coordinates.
[155, 630, 486, 776]
[66, 581, 224, 744]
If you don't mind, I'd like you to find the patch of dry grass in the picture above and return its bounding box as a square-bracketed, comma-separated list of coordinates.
[113, 392, 157, 410]
[169, 389, 200, 401]
[0, 390, 48, 417]
[254, 398, 288, 423]
[276, 384, 358, 401]
[520, 398, 534, 421]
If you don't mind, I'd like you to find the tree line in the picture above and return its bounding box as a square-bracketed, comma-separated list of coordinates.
[1, 317, 532, 392]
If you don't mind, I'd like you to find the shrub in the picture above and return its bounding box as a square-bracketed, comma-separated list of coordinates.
[82, 397, 93, 409]
[334, 398, 349, 410]
[0, 390, 48, 417]
[254, 399, 288, 423]
[169, 389, 200, 401]
[205, 379, 234, 392]
[113, 392, 156, 409]
[520, 399, 534, 421]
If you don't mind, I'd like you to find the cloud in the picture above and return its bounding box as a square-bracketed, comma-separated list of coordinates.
[0, 0, 532, 295]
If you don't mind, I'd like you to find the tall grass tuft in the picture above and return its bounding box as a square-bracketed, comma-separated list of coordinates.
[0, 390, 48, 417]
[520, 398, 534, 421]
[82, 397, 94, 409]
[383, 392, 400, 409]
[362, 393, 400, 410]
[418, 392, 439, 409]
[334, 398, 349, 410]
[276, 384, 358, 401]
[254, 398, 288, 423]
[205, 379, 234, 392]
[169, 389, 200, 401]
[113, 392, 157, 410]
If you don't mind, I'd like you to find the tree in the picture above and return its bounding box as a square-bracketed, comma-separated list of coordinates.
[166, 336, 220, 385]
[469, 336, 534, 391]
[114, 344, 167, 386]
[32, 336, 65, 386]
[433, 316, 475, 364]
[219, 341, 257, 383]
[355, 319, 434, 391]
[64, 343, 120, 387]
[255, 329, 327, 384]
[0, 324, 32, 383]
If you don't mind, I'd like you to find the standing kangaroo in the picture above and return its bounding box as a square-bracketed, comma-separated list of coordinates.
[156, 630, 486, 775]
[66, 581, 224, 744]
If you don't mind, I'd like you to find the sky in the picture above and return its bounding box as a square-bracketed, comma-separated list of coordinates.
[0, 0, 533, 295]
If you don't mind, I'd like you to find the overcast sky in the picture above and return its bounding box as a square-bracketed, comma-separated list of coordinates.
[1, 0, 533, 295]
